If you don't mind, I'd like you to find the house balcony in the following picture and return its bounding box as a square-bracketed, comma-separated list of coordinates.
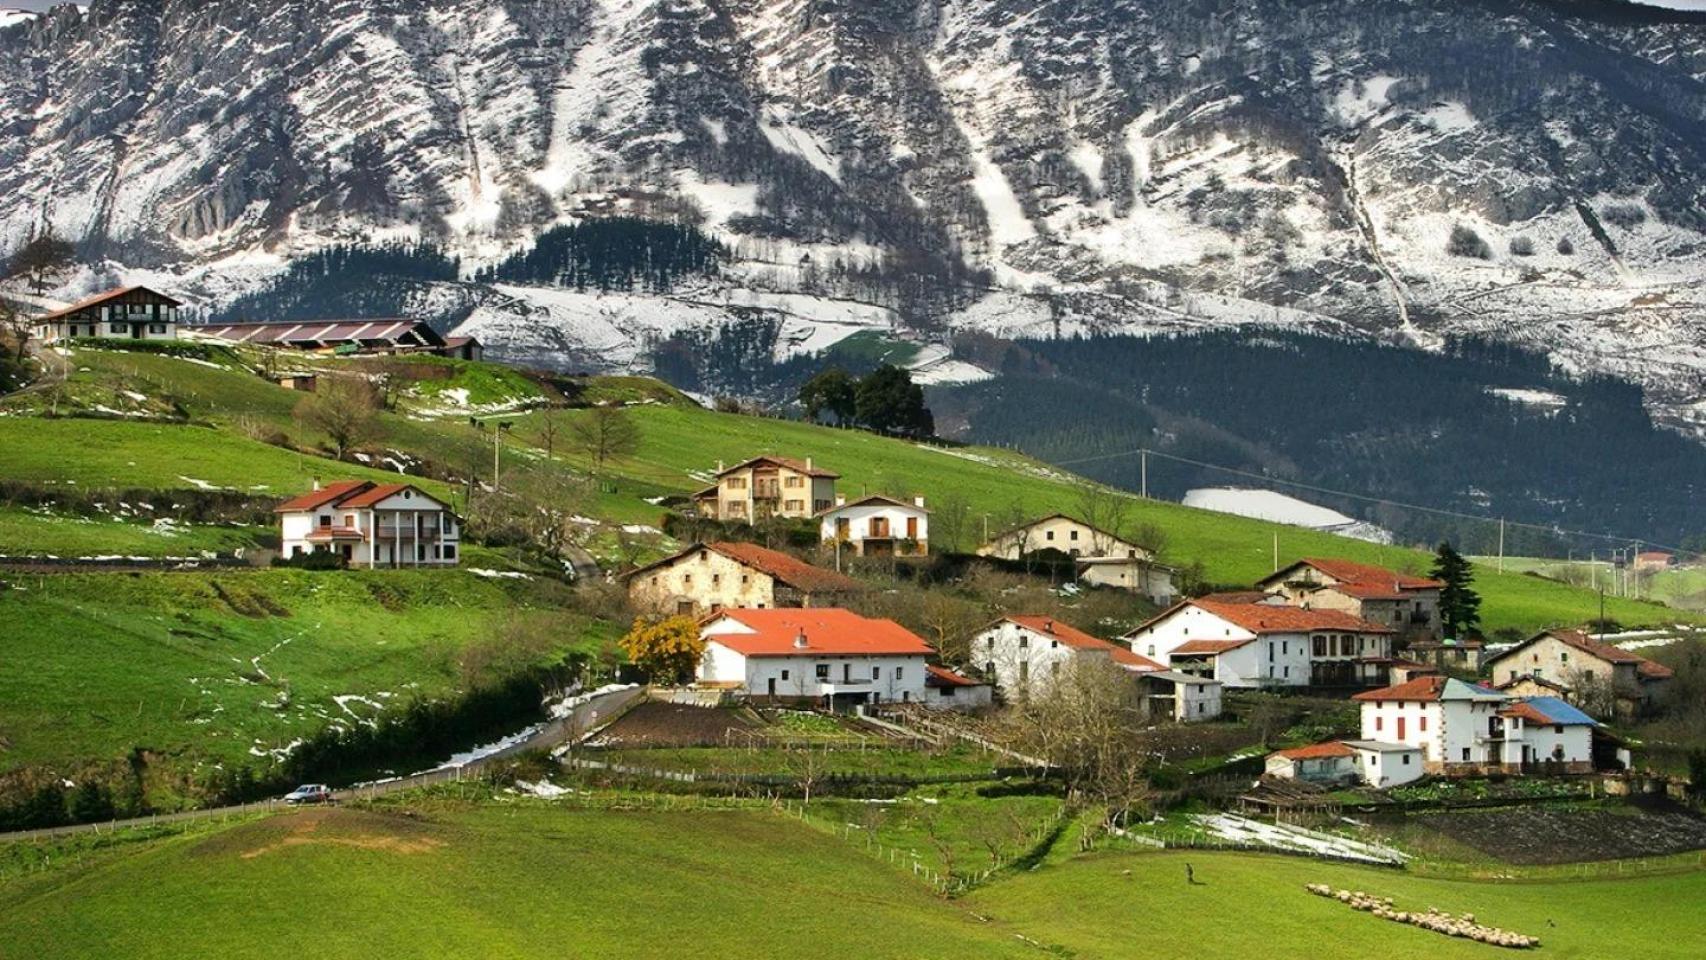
[375, 522, 449, 538]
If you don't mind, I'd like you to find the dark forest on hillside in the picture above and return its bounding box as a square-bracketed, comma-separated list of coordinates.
[931, 332, 1705, 552]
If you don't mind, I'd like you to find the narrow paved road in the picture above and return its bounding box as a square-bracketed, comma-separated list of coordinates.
[0, 686, 644, 844]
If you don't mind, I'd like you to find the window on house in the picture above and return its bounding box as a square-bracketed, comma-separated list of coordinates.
[1402, 754, 1411, 765]
[894, 667, 903, 680]
[1018, 635, 1028, 649]
[319, 515, 331, 527]
[1554, 724, 1564, 734]
[781, 670, 790, 681]
[1462, 748, 1471, 762]
[711, 574, 721, 585]
[1069, 530, 1079, 540]
[1419, 717, 1428, 732]
[1045, 531, 1054, 540]
[815, 664, 829, 680]
[872, 667, 880, 679]
[440, 544, 456, 560]
[1375, 716, 1383, 732]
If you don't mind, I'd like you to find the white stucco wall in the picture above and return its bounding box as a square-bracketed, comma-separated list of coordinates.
[819, 502, 929, 554]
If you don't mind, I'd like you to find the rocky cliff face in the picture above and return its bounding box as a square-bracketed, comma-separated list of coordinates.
[3, 0, 1706, 418]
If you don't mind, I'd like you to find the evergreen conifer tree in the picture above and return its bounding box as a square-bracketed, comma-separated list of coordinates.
[1432, 542, 1482, 639]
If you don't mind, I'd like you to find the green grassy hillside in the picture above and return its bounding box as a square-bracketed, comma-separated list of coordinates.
[0, 570, 608, 789]
[0, 805, 1033, 960]
[4, 803, 1701, 960]
[968, 847, 1706, 960]
[0, 341, 1689, 634]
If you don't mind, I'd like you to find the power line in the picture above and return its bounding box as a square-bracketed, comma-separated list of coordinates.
[1052, 445, 1696, 558]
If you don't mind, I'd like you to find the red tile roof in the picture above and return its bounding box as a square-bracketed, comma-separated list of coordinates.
[1352, 676, 1448, 701]
[1498, 629, 1673, 680]
[275, 481, 448, 514]
[815, 494, 929, 517]
[999, 616, 1164, 671]
[1196, 591, 1276, 605]
[33, 285, 181, 322]
[1191, 600, 1394, 635]
[1264, 557, 1444, 592]
[703, 608, 932, 658]
[1274, 741, 1354, 761]
[274, 480, 370, 513]
[1499, 702, 1552, 724]
[715, 455, 839, 479]
[706, 542, 862, 594]
[925, 664, 984, 688]
[1171, 638, 1256, 655]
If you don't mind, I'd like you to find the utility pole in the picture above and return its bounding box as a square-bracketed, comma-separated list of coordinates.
[1140, 449, 1148, 499]
[1497, 518, 1505, 573]
[1272, 532, 1278, 572]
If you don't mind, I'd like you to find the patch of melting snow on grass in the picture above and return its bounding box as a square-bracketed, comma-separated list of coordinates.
[1191, 814, 1408, 864]
[469, 568, 533, 580]
[510, 779, 574, 799]
[621, 524, 661, 535]
[432, 724, 545, 770]
[546, 682, 639, 720]
[177, 476, 222, 491]
[250, 738, 305, 759]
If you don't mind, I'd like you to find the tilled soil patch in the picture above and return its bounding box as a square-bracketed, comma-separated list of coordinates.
[590, 701, 757, 747]
[1415, 804, 1706, 864]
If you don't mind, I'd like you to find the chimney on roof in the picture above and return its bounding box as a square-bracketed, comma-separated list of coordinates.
[806, 457, 813, 470]
[914, 495, 926, 508]
[312, 477, 321, 491]
[835, 495, 846, 507]
[794, 630, 808, 650]
[716, 459, 725, 473]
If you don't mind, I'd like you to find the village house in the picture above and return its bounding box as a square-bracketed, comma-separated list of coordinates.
[977, 514, 1175, 604]
[1403, 637, 1486, 672]
[975, 615, 1163, 698]
[923, 665, 994, 712]
[188, 318, 479, 359]
[1257, 557, 1444, 639]
[1264, 741, 1425, 789]
[972, 615, 1224, 720]
[1140, 670, 1224, 723]
[817, 495, 929, 557]
[977, 513, 1154, 561]
[1122, 600, 1395, 688]
[31, 286, 181, 343]
[1351, 677, 1596, 776]
[1484, 628, 1673, 719]
[1633, 550, 1675, 573]
[695, 608, 933, 708]
[692, 456, 838, 524]
[622, 541, 863, 616]
[276, 480, 460, 567]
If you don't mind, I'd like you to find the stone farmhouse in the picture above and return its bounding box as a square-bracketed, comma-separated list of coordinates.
[696, 608, 933, 708]
[1257, 557, 1444, 639]
[692, 456, 838, 524]
[1122, 600, 1395, 688]
[973, 615, 1222, 721]
[1485, 628, 1673, 719]
[622, 542, 863, 617]
[976, 513, 1175, 604]
[32, 285, 181, 343]
[1352, 677, 1596, 776]
[817, 495, 929, 557]
[276, 480, 460, 567]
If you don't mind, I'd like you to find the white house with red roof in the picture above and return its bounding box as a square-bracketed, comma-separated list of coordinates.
[696, 608, 934, 707]
[1257, 557, 1444, 638]
[1265, 740, 1425, 788]
[1122, 599, 1395, 688]
[817, 494, 930, 557]
[1351, 677, 1596, 776]
[972, 615, 1222, 720]
[276, 480, 460, 567]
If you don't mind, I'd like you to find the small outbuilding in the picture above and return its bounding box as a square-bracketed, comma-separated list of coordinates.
[923, 665, 993, 712]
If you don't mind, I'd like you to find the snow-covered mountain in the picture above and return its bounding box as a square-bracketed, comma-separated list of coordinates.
[4, 0, 1706, 422]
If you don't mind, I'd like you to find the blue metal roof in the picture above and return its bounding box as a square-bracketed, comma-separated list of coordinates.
[1520, 696, 1598, 726]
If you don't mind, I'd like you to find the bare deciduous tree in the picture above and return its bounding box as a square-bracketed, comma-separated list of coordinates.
[535, 408, 564, 459]
[999, 658, 1154, 833]
[570, 406, 641, 470]
[295, 377, 382, 460]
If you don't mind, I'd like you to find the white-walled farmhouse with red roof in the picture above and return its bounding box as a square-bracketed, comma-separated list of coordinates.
[276, 480, 461, 567]
[696, 608, 934, 708]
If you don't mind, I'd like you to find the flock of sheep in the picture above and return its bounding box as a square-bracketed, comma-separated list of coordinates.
[1304, 884, 1540, 949]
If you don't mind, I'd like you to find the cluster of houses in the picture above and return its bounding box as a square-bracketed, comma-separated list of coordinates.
[269, 445, 1671, 787]
[28, 285, 482, 360]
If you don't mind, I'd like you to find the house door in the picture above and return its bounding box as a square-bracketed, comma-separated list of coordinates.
[767, 678, 776, 699]
[1396, 717, 1406, 740]
[906, 517, 918, 539]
